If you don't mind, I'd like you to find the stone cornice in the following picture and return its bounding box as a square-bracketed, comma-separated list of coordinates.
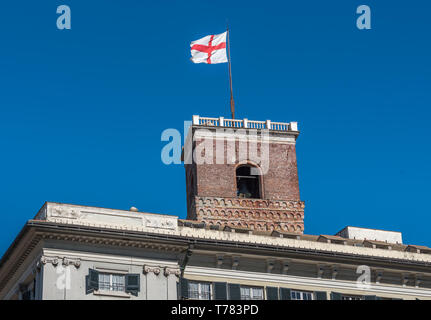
[24, 221, 431, 267]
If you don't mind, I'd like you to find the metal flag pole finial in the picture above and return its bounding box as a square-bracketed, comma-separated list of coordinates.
[227, 23, 235, 119]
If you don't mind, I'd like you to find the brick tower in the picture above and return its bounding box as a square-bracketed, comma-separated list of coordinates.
[183, 115, 305, 233]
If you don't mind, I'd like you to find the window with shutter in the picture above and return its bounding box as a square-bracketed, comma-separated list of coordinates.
[330, 292, 342, 300]
[98, 273, 126, 292]
[214, 282, 227, 300]
[266, 287, 279, 300]
[125, 274, 140, 296]
[187, 281, 212, 300]
[291, 290, 314, 300]
[240, 286, 264, 300]
[228, 283, 241, 300]
[86, 270, 141, 296]
[279, 288, 291, 300]
[314, 291, 327, 300]
[85, 269, 99, 294]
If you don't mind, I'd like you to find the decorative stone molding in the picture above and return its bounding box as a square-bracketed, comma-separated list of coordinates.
[415, 274, 422, 288]
[216, 255, 224, 268]
[39, 256, 81, 268]
[331, 266, 338, 280]
[196, 196, 304, 211]
[282, 260, 289, 274]
[266, 259, 275, 273]
[50, 206, 80, 219]
[317, 265, 325, 279]
[164, 267, 181, 277]
[402, 273, 410, 287]
[143, 265, 161, 275]
[232, 256, 240, 270]
[194, 196, 305, 234]
[62, 257, 81, 268]
[144, 217, 176, 230]
[40, 256, 59, 267]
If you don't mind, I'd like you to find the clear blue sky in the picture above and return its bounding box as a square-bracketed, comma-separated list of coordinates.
[1, 1, 430, 256]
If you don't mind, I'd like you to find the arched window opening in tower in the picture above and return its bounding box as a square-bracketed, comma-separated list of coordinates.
[236, 165, 261, 199]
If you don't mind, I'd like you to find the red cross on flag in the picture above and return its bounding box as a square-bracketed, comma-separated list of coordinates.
[190, 32, 227, 64]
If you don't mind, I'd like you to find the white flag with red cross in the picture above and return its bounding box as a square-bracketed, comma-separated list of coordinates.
[190, 32, 227, 64]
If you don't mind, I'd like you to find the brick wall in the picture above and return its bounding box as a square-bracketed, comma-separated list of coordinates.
[184, 127, 304, 233]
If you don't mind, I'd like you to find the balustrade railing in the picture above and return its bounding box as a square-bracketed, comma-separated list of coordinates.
[192, 115, 297, 132]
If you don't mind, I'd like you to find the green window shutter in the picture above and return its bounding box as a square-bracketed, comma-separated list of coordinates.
[330, 292, 342, 300]
[314, 291, 327, 300]
[228, 284, 241, 300]
[364, 295, 377, 300]
[266, 287, 279, 300]
[279, 288, 291, 300]
[214, 282, 227, 300]
[125, 274, 140, 296]
[180, 278, 189, 300]
[86, 269, 99, 294]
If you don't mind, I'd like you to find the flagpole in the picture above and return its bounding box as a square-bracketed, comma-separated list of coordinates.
[227, 25, 235, 119]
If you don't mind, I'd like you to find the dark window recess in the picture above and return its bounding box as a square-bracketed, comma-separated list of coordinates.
[330, 292, 342, 300]
[22, 290, 32, 300]
[279, 288, 291, 300]
[125, 274, 140, 296]
[266, 287, 279, 300]
[314, 291, 328, 300]
[20, 282, 34, 300]
[86, 269, 99, 294]
[32, 279, 36, 300]
[236, 166, 261, 199]
[176, 281, 180, 300]
[228, 283, 241, 300]
[180, 278, 189, 300]
[214, 282, 228, 300]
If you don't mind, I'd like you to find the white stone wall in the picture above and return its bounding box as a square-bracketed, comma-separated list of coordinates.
[337, 226, 403, 244]
[39, 248, 180, 300]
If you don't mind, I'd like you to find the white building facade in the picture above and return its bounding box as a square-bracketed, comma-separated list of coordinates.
[1, 202, 431, 300]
